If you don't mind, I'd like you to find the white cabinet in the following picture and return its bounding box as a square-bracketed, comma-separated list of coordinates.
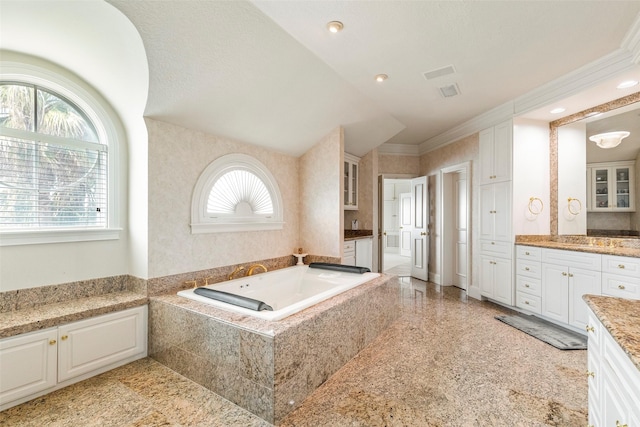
[588, 160, 635, 212]
[343, 240, 356, 266]
[515, 246, 542, 314]
[601, 254, 640, 300]
[344, 153, 359, 210]
[480, 254, 513, 306]
[355, 237, 373, 271]
[479, 120, 512, 185]
[480, 181, 512, 241]
[343, 238, 373, 270]
[541, 249, 601, 330]
[479, 121, 513, 305]
[586, 307, 640, 427]
[0, 328, 58, 406]
[0, 306, 147, 411]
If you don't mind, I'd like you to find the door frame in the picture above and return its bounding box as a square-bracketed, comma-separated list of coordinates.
[439, 162, 471, 290]
[378, 174, 416, 273]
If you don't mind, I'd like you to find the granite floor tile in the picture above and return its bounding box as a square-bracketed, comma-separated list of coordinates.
[0, 277, 588, 426]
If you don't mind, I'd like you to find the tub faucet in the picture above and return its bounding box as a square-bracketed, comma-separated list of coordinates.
[228, 266, 245, 280]
[247, 264, 268, 276]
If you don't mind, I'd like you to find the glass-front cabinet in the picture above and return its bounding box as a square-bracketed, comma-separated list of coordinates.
[344, 153, 359, 210]
[588, 161, 635, 212]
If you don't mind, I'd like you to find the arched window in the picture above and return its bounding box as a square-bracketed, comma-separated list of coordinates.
[191, 153, 284, 233]
[0, 64, 120, 245]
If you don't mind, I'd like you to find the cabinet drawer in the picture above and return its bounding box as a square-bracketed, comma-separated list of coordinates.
[343, 241, 355, 256]
[541, 248, 601, 271]
[479, 240, 512, 258]
[516, 292, 541, 314]
[601, 273, 640, 300]
[601, 255, 640, 278]
[516, 245, 541, 262]
[516, 260, 541, 279]
[516, 276, 541, 296]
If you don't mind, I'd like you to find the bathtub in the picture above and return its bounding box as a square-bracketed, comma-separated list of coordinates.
[177, 265, 380, 321]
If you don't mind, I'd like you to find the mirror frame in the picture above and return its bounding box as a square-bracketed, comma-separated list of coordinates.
[549, 91, 640, 235]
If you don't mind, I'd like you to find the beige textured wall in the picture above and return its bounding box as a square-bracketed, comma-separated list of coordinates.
[147, 118, 299, 278]
[345, 149, 375, 231]
[300, 127, 343, 258]
[379, 154, 420, 175]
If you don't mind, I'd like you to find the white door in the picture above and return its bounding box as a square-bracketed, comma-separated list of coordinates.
[454, 172, 468, 289]
[399, 192, 412, 257]
[377, 175, 384, 272]
[410, 176, 428, 281]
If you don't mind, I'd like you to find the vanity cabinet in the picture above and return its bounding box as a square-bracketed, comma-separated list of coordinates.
[480, 254, 512, 306]
[0, 306, 147, 410]
[344, 153, 359, 210]
[343, 237, 373, 270]
[588, 160, 635, 212]
[515, 246, 542, 314]
[601, 254, 640, 300]
[343, 240, 356, 266]
[586, 307, 640, 427]
[540, 249, 601, 331]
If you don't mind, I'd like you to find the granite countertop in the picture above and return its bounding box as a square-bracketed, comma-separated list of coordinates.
[583, 295, 640, 372]
[0, 291, 148, 339]
[517, 240, 640, 258]
[344, 229, 373, 241]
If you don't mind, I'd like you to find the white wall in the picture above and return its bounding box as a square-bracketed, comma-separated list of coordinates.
[558, 122, 587, 235]
[146, 119, 300, 279]
[512, 118, 550, 235]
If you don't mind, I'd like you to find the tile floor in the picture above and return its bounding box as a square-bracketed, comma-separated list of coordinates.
[0, 277, 588, 426]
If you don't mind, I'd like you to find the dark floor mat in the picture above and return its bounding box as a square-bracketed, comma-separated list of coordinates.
[495, 314, 587, 350]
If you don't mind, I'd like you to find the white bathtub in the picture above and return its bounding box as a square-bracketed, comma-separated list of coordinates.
[177, 265, 380, 321]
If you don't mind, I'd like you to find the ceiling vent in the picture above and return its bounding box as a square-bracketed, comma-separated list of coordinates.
[423, 65, 456, 80]
[438, 83, 461, 98]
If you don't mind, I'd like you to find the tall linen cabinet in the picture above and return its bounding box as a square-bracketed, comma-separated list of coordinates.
[478, 120, 514, 305]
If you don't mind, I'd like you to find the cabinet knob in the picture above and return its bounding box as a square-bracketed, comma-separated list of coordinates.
[525, 284, 530, 288]
[616, 421, 628, 427]
[524, 267, 530, 271]
[617, 264, 625, 269]
[524, 301, 530, 305]
[586, 325, 595, 333]
[61, 335, 69, 341]
[586, 370, 594, 378]
[49, 339, 57, 345]
[525, 251, 530, 255]
[568, 273, 574, 278]
[491, 241, 495, 245]
[618, 284, 626, 290]
[562, 272, 568, 276]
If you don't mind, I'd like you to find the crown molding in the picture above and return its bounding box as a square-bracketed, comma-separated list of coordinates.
[416, 45, 639, 156]
[621, 13, 640, 64]
[418, 101, 515, 154]
[377, 143, 420, 156]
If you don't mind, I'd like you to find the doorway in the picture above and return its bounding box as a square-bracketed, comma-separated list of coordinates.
[440, 162, 471, 290]
[381, 178, 412, 275]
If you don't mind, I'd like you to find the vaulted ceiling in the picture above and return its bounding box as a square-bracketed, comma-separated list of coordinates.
[5, 1, 639, 158]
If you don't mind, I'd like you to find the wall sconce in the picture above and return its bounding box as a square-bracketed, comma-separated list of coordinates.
[588, 131, 630, 149]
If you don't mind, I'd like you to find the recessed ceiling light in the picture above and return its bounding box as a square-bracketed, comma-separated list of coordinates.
[617, 80, 639, 89]
[550, 107, 566, 114]
[326, 21, 344, 33]
[375, 74, 388, 82]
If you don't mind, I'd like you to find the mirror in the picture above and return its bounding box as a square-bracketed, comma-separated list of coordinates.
[552, 92, 640, 236]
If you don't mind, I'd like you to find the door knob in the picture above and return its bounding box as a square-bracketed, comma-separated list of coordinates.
[420, 232, 427, 236]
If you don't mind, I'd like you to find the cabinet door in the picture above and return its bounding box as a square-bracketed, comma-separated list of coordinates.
[58, 306, 146, 382]
[612, 164, 634, 211]
[355, 238, 372, 271]
[602, 367, 629, 427]
[568, 268, 601, 330]
[0, 328, 57, 406]
[493, 120, 512, 183]
[479, 128, 495, 185]
[541, 264, 569, 323]
[592, 167, 610, 211]
[493, 181, 512, 241]
[479, 255, 495, 297]
[479, 185, 496, 240]
[493, 257, 513, 305]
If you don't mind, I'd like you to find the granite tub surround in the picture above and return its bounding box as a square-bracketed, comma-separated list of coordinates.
[0, 275, 148, 338]
[583, 295, 640, 371]
[149, 273, 400, 424]
[516, 234, 640, 257]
